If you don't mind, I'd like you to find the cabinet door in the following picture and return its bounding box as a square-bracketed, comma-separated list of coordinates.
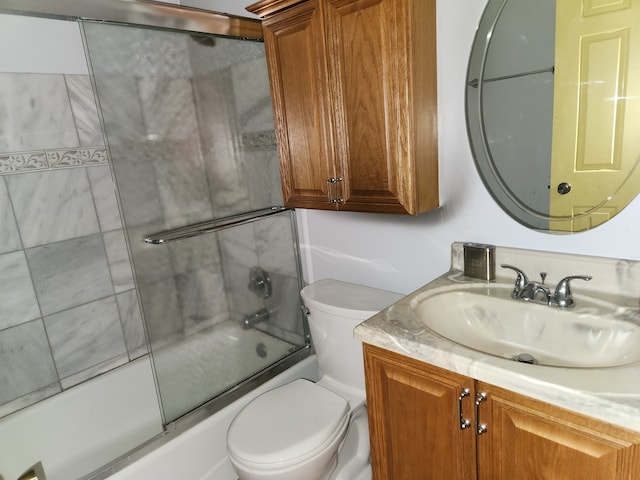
[477, 382, 640, 480]
[261, 0, 339, 210]
[364, 344, 477, 480]
[324, 0, 438, 214]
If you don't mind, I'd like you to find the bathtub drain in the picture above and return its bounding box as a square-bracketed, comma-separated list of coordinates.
[256, 342, 267, 358]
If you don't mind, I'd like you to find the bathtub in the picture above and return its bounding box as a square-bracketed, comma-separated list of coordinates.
[0, 322, 316, 480]
[152, 320, 302, 422]
[101, 354, 320, 480]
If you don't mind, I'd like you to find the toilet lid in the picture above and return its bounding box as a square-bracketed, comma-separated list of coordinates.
[227, 379, 349, 465]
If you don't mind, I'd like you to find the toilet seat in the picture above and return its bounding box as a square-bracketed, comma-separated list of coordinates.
[227, 379, 349, 469]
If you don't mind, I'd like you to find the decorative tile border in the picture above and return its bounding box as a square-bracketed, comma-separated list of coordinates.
[241, 130, 278, 152]
[0, 146, 108, 175]
[0, 151, 48, 174]
[47, 147, 108, 168]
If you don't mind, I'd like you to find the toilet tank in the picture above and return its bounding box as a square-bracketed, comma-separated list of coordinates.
[300, 279, 404, 391]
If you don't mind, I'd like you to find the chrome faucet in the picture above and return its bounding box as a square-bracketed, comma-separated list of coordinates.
[501, 264, 592, 308]
[243, 308, 271, 329]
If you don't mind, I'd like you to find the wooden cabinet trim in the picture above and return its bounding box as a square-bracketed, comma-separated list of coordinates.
[247, 0, 307, 18]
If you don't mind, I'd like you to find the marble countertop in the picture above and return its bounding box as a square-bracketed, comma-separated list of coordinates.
[355, 270, 640, 433]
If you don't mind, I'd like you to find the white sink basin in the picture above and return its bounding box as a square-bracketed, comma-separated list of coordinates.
[411, 284, 640, 368]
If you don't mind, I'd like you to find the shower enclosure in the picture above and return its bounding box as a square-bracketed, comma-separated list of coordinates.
[81, 19, 310, 424]
[0, 2, 312, 478]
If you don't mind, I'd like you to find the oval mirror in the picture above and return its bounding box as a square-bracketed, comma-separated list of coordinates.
[466, 0, 640, 233]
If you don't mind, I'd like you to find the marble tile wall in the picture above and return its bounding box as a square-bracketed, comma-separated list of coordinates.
[0, 72, 146, 418]
[83, 22, 300, 352]
[192, 39, 304, 344]
[205, 41, 304, 345]
[84, 22, 231, 349]
[0, 18, 304, 430]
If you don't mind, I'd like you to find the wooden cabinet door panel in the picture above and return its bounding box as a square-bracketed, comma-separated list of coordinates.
[325, 0, 400, 210]
[477, 382, 640, 480]
[364, 344, 476, 480]
[262, 0, 338, 209]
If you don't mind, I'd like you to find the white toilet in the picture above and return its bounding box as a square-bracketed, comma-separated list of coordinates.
[226, 279, 403, 480]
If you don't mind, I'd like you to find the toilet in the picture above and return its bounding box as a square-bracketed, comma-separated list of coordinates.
[226, 279, 403, 480]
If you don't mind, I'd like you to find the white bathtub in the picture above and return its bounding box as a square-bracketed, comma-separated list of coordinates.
[106, 354, 320, 480]
[152, 320, 300, 422]
[0, 357, 162, 480]
[0, 326, 317, 480]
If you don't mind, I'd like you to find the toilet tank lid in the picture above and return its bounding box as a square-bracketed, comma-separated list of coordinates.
[227, 379, 349, 465]
[301, 279, 404, 319]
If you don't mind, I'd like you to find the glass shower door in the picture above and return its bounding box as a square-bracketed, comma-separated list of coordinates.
[82, 21, 309, 423]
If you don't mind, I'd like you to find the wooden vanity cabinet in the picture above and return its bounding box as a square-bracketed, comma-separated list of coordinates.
[363, 344, 640, 480]
[247, 0, 439, 215]
[364, 343, 476, 479]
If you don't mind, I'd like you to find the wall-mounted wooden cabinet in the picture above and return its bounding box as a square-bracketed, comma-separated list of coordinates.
[247, 0, 439, 214]
[363, 344, 640, 480]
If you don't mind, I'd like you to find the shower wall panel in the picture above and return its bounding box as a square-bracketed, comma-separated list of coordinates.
[0, 71, 146, 418]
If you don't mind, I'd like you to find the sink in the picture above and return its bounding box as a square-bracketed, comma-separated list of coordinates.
[411, 284, 640, 368]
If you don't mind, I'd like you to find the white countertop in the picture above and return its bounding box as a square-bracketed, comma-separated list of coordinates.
[355, 270, 640, 433]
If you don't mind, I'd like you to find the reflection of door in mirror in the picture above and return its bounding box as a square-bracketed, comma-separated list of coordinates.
[550, 0, 640, 232]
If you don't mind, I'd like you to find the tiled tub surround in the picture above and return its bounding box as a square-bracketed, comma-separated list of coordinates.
[0, 73, 102, 152]
[84, 22, 294, 335]
[355, 242, 640, 432]
[0, 70, 145, 417]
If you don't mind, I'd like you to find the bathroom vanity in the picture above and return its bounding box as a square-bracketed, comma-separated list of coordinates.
[356, 243, 640, 479]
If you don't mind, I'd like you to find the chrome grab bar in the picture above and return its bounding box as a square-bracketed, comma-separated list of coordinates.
[144, 206, 290, 245]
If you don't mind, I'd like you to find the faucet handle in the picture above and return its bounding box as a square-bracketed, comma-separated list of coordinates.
[553, 275, 592, 308]
[500, 264, 529, 297]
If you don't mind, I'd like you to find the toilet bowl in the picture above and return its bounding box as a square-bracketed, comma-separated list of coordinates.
[226, 279, 403, 480]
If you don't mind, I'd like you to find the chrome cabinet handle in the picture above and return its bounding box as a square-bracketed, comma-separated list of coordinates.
[334, 176, 343, 204]
[327, 177, 336, 203]
[475, 391, 488, 435]
[458, 387, 472, 430]
[326, 177, 344, 204]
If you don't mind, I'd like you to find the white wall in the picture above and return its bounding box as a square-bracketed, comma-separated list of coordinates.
[0, 14, 88, 74]
[191, 0, 640, 295]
